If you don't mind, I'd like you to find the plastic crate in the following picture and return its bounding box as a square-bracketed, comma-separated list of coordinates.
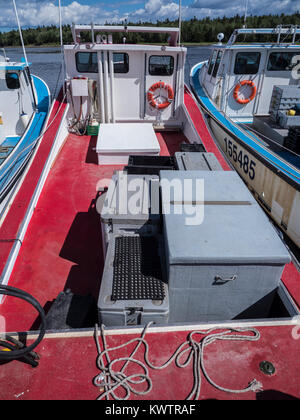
[180, 143, 206, 152]
[125, 155, 178, 175]
[87, 124, 99, 136]
[98, 233, 169, 326]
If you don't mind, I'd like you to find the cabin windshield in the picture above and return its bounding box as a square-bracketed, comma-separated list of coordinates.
[75, 52, 129, 74]
[149, 55, 174, 76]
[234, 52, 261, 75]
[208, 50, 217, 75]
[267, 52, 300, 71]
[212, 51, 223, 78]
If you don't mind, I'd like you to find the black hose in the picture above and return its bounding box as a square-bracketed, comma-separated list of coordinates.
[0, 285, 46, 361]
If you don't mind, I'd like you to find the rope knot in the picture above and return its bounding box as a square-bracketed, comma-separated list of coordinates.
[249, 379, 263, 393]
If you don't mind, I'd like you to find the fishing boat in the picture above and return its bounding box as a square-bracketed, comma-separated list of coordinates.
[0, 49, 50, 212]
[190, 26, 300, 250]
[0, 22, 300, 401]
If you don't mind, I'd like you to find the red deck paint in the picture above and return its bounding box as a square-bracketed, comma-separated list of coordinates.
[282, 262, 300, 309]
[1, 92, 300, 401]
[0, 128, 189, 332]
[0, 325, 300, 400]
[184, 88, 230, 171]
[0, 96, 67, 276]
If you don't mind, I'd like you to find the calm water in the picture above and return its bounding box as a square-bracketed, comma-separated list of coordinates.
[5, 46, 211, 97]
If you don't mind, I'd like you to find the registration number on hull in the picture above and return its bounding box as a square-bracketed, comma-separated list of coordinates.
[223, 137, 256, 181]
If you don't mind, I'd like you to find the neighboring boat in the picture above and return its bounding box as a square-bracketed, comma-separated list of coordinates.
[0, 23, 300, 401]
[190, 26, 300, 249]
[0, 49, 50, 210]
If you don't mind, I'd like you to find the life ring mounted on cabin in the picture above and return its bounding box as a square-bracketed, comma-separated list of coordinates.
[147, 81, 174, 110]
[233, 80, 257, 105]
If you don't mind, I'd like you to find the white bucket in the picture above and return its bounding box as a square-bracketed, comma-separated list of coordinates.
[20, 113, 29, 129]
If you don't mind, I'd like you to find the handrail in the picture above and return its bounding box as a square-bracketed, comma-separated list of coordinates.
[71, 24, 180, 46]
[227, 25, 300, 45]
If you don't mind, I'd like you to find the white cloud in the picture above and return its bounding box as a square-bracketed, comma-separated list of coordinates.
[124, 0, 180, 21]
[0, 0, 120, 28]
[0, 0, 298, 29]
[190, 0, 299, 18]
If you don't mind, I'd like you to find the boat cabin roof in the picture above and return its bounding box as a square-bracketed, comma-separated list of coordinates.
[226, 26, 300, 47]
[0, 62, 30, 71]
[214, 43, 300, 51]
[71, 24, 180, 47]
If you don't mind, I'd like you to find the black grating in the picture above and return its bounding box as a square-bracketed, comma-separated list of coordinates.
[180, 143, 206, 153]
[112, 236, 165, 301]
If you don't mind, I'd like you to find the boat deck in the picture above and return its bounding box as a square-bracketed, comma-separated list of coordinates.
[0, 129, 188, 332]
[0, 88, 231, 332]
[1, 90, 300, 400]
[1, 325, 300, 400]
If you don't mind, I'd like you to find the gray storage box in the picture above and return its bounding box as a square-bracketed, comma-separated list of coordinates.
[269, 85, 300, 121]
[101, 171, 161, 253]
[175, 152, 222, 171]
[160, 171, 291, 323]
[278, 110, 300, 129]
[98, 233, 169, 326]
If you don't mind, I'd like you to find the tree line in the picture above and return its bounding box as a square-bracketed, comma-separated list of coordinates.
[0, 12, 299, 47]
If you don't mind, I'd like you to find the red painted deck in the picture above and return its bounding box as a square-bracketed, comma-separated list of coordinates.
[0, 91, 300, 400]
[184, 87, 230, 171]
[0, 128, 188, 332]
[1, 325, 300, 400]
[0, 96, 67, 276]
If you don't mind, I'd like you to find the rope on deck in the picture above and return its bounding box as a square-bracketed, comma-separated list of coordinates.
[93, 323, 263, 400]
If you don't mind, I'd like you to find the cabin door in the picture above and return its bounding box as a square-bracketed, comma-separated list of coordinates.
[98, 50, 144, 122]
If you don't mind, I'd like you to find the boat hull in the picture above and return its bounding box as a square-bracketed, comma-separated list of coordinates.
[0, 75, 50, 204]
[190, 63, 300, 249]
[208, 116, 300, 248]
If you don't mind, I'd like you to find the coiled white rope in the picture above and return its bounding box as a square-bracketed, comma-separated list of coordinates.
[94, 323, 263, 400]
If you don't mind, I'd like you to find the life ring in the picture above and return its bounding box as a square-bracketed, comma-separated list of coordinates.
[147, 81, 174, 110]
[233, 80, 257, 105]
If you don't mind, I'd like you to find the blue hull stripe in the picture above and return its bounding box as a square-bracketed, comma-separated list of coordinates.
[0, 75, 50, 198]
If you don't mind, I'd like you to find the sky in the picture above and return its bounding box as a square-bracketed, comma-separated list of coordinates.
[0, 0, 299, 30]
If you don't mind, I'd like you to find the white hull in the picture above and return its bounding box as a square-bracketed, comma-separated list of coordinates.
[208, 117, 300, 248]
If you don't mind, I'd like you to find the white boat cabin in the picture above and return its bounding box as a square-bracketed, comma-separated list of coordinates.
[0, 52, 36, 151]
[64, 25, 187, 130]
[200, 26, 300, 123]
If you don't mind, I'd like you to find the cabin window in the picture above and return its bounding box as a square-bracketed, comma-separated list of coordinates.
[75, 52, 129, 73]
[76, 52, 98, 73]
[212, 51, 223, 78]
[208, 50, 218, 75]
[6, 72, 20, 90]
[112, 53, 129, 73]
[149, 56, 174, 76]
[234, 52, 261, 75]
[267, 52, 300, 71]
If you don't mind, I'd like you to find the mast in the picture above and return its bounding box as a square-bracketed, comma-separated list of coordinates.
[243, 0, 249, 28]
[12, 0, 37, 108]
[58, 0, 66, 96]
[178, 0, 182, 45]
[12, 0, 29, 66]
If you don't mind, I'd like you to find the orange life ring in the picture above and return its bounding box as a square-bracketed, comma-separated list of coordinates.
[233, 80, 257, 105]
[147, 81, 174, 110]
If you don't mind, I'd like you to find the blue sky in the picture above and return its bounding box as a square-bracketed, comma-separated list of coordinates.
[0, 0, 298, 30]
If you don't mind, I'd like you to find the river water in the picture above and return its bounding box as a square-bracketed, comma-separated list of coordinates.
[4, 46, 212, 97]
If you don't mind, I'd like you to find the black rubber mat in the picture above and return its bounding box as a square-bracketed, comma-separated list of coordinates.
[112, 236, 165, 301]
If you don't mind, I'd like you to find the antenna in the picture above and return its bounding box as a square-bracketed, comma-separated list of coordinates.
[243, 0, 249, 29]
[12, 0, 29, 67]
[58, 0, 66, 96]
[178, 0, 182, 45]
